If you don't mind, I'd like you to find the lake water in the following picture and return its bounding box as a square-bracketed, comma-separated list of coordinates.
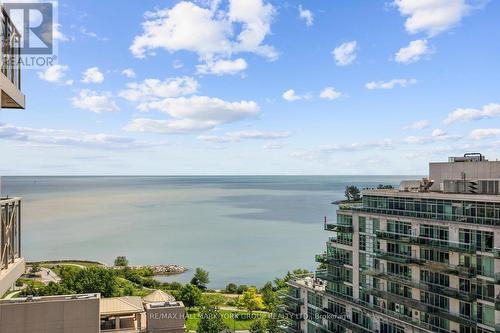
[1, 176, 408, 288]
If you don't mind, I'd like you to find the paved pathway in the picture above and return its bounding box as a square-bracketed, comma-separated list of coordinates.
[40, 267, 61, 284]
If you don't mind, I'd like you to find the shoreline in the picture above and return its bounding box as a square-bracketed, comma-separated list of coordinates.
[27, 260, 189, 276]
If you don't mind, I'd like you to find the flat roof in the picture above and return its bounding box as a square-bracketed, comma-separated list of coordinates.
[362, 189, 500, 203]
[0, 293, 99, 304]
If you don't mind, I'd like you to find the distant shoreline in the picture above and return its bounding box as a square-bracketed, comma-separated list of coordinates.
[27, 260, 188, 276]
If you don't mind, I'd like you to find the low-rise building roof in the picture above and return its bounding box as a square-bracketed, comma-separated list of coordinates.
[100, 296, 144, 316]
[143, 289, 176, 303]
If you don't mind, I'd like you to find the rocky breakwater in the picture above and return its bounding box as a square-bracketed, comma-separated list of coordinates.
[130, 264, 188, 275]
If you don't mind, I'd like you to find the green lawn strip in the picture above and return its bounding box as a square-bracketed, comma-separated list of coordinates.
[186, 308, 269, 331]
[37, 261, 103, 269]
[17, 278, 45, 288]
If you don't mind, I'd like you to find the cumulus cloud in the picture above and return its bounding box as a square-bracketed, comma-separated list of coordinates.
[120, 77, 198, 105]
[196, 58, 248, 75]
[124, 96, 260, 133]
[404, 128, 461, 144]
[82, 67, 104, 83]
[121, 68, 136, 78]
[319, 87, 342, 100]
[444, 103, 500, 124]
[395, 39, 432, 63]
[71, 90, 120, 113]
[298, 5, 313, 26]
[198, 130, 290, 142]
[332, 41, 357, 66]
[130, 0, 277, 62]
[405, 120, 431, 129]
[366, 78, 417, 90]
[282, 89, 303, 102]
[263, 142, 284, 150]
[0, 122, 162, 150]
[37, 64, 70, 84]
[469, 129, 500, 140]
[393, 0, 473, 37]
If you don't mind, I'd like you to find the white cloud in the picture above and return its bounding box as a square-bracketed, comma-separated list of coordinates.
[121, 68, 136, 78]
[332, 41, 357, 66]
[53, 23, 69, 42]
[0, 122, 161, 150]
[263, 142, 284, 150]
[124, 118, 216, 134]
[120, 77, 198, 104]
[82, 67, 104, 83]
[404, 128, 461, 144]
[469, 128, 500, 140]
[395, 39, 432, 64]
[80, 27, 109, 41]
[199, 130, 290, 142]
[319, 87, 342, 100]
[71, 90, 120, 113]
[298, 5, 313, 26]
[37, 64, 70, 83]
[130, 0, 277, 61]
[197, 58, 248, 76]
[366, 78, 417, 90]
[125, 96, 260, 133]
[405, 120, 431, 129]
[282, 89, 302, 102]
[393, 0, 472, 37]
[291, 140, 394, 159]
[444, 103, 500, 124]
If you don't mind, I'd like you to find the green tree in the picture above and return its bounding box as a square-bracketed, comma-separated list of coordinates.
[250, 317, 267, 333]
[267, 309, 280, 333]
[114, 256, 129, 267]
[225, 283, 238, 294]
[178, 283, 202, 308]
[30, 263, 41, 274]
[261, 282, 277, 309]
[197, 306, 228, 333]
[72, 267, 117, 297]
[344, 185, 361, 201]
[237, 284, 248, 294]
[239, 287, 264, 313]
[191, 267, 210, 290]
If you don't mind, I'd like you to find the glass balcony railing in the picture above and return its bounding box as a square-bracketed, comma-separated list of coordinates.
[363, 287, 477, 327]
[315, 254, 352, 266]
[1, 8, 22, 90]
[374, 250, 424, 265]
[324, 221, 353, 233]
[375, 231, 476, 253]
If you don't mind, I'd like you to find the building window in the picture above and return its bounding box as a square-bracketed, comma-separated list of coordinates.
[420, 248, 449, 263]
[387, 220, 412, 235]
[420, 291, 449, 310]
[420, 224, 449, 240]
[421, 270, 449, 286]
[379, 321, 405, 333]
[459, 229, 494, 251]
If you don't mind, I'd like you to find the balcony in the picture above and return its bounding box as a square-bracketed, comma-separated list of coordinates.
[315, 254, 352, 267]
[375, 231, 476, 253]
[0, 8, 25, 109]
[278, 291, 303, 306]
[363, 287, 476, 327]
[278, 322, 303, 333]
[419, 281, 476, 302]
[374, 250, 424, 265]
[424, 261, 477, 278]
[324, 221, 353, 233]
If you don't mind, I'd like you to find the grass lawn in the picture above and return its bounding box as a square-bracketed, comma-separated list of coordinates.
[186, 308, 269, 331]
[17, 278, 45, 288]
[38, 261, 103, 269]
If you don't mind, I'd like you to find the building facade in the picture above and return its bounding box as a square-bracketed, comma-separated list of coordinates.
[280, 155, 500, 333]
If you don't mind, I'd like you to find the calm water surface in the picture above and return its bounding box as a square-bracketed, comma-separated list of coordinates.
[2, 176, 408, 288]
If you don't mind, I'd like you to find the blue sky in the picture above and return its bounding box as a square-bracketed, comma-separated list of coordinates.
[1, 0, 499, 175]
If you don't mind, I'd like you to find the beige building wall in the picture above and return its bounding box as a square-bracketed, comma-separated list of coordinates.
[0, 294, 100, 333]
[0, 258, 25, 298]
[145, 301, 186, 333]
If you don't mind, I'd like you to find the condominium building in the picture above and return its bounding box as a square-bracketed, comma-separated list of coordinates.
[0, 2, 26, 298]
[280, 154, 500, 333]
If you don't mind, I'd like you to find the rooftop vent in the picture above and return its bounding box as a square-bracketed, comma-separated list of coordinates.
[448, 153, 486, 163]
